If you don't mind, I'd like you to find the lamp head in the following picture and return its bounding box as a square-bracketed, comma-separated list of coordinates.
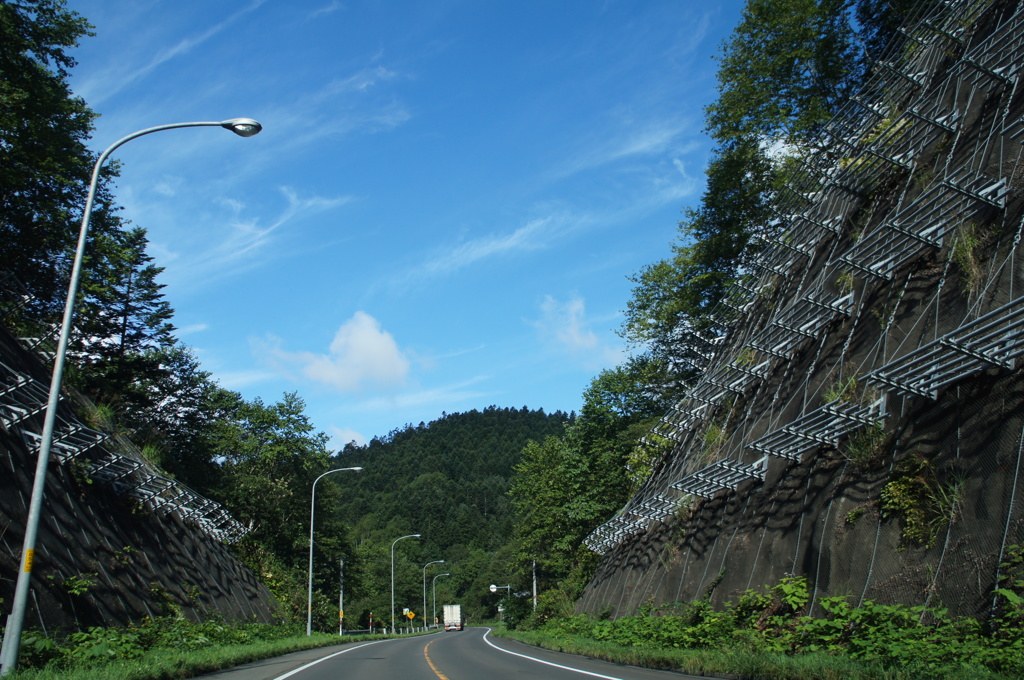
[413, 534, 422, 538]
[348, 467, 364, 472]
[221, 118, 262, 137]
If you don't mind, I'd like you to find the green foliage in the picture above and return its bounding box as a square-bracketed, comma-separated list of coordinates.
[622, 137, 776, 372]
[60, 572, 97, 597]
[625, 432, 672, 490]
[73, 227, 177, 419]
[835, 269, 855, 293]
[531, 569, 1024, 677]
[880, 457, 964, 548]
[706, 0, 861, 148]
[0, 0, 101, 318]
[212, 392, 333, 560]
[950, 220, 984, 294]
[319, 407, 569, 626]
[13, 617, 306, 672]
[699, 422, 728, 466]
[842, 422, 887, 467]
[823, 375, 858, 403]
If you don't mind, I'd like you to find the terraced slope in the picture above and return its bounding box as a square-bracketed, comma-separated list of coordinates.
[580, 0, 1024, 619]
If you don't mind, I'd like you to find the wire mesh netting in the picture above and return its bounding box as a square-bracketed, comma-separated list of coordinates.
[580, 0, 1024, 619]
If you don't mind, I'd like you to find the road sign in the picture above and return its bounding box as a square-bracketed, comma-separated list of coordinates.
[406, 611, 415, 619]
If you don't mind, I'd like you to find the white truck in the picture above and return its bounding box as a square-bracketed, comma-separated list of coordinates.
[443, 603, 464, 631]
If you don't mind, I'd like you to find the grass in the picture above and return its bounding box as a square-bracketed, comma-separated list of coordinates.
[3, 632, 401, 680]
[490, 627, 1010, 680]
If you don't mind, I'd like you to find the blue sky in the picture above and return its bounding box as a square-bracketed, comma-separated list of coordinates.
[64, 0, 746, 448]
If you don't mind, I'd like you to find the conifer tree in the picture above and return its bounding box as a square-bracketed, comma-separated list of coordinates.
[73, 226, 176, 413]
[0, 0, 101, 317]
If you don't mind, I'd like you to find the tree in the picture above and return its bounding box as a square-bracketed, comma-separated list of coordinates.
[622, 136, 775, 373]
[212, 392, 333, 560]
[140, 344, 231, 490]
[73, 226, 176, 416]
[0, 0, 105, 318]
[705, 0, 861, 148]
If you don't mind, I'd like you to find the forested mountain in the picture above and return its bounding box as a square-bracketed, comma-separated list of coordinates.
[323, 407, 569, 626]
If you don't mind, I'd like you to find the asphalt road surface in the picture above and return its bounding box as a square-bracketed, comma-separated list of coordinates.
[195, 627, 715, 680]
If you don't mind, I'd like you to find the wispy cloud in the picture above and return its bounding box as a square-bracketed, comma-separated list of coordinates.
[263, 66, 410, 154]
[556, 117, 694, 179]
[215, 367, 278, 390]
[157, 186, 353, 284]
[308, 1, 343, 20]
[257, 311, 411, 393]
[79, 0, 270, 105]
[176, 323, 208, 337]
[532, 294, 624, 370]
[351, 376, 493, 412]
[401, 214, 572, 286]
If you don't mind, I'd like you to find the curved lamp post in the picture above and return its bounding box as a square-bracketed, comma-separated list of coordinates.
[0, 118, 262, 677]
[390, 533, 420, 633]
[422, 560, 444, 630]
[307, 467, 362, 636]
[432, 572, 450, 627]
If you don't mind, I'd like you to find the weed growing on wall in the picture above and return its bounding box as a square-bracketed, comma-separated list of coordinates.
[950, 220, 984, 294]
[880, 457, 964, 548]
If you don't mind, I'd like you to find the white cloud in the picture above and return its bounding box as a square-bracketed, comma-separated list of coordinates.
[176, 323, 208, 337]
[533, 294, 625, 369]
[153, 176, 183, 197]
[542, 295, 598, 352]
[327, 425, 367, 449]
[261, 312, 411, 393]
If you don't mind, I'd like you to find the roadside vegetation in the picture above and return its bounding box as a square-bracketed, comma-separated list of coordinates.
[494, 563, 1024, 680]
[2, 617, 393, 680]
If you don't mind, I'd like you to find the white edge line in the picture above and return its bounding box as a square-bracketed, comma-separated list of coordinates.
[482, 628, 624, 680]
[270, 637, 396, 680]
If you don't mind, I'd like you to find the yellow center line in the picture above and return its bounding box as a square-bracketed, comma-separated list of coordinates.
[424, 638, 450, 680]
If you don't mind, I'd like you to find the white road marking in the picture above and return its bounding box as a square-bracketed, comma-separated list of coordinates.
[270, 638, 395, 680]
[482, 628, 625, 680]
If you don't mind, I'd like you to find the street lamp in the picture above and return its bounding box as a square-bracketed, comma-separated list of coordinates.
[390, 533, 420, 634]
[0, 118, 263, 677]
[432, 572, 450, 628]
[307, 467, 362, 636]
[422, 560, 444, 630]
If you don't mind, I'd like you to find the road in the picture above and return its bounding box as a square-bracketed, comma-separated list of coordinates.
[195, 627, 715, 680]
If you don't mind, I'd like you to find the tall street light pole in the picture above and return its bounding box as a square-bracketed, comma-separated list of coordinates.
[422, 560, 444, 630]
[338, 555, 345, 636]
[0, 118, 263, 677]
[307, 467, 362, 636]
[432, 572, 450, 628]
[390, 533, 420, 634]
